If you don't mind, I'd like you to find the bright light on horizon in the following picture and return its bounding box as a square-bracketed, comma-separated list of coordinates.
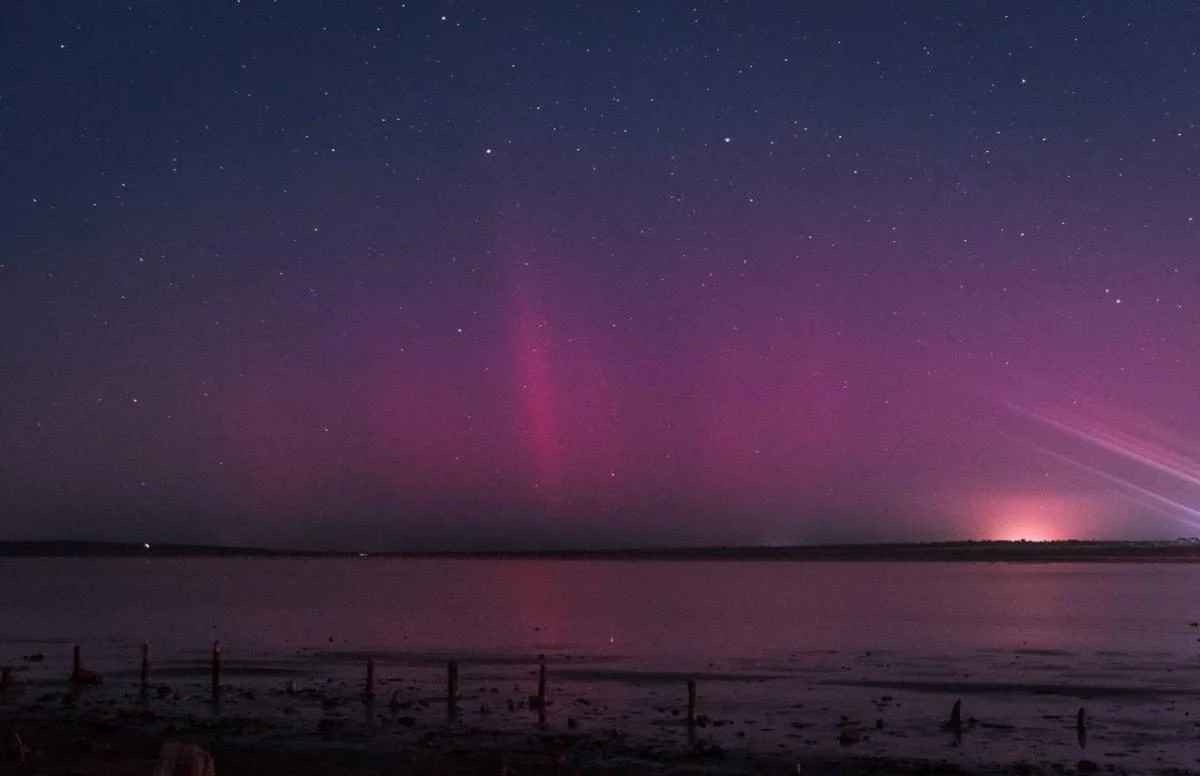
[981, 494, 1077, 542]
[994, 527, 1059, 543]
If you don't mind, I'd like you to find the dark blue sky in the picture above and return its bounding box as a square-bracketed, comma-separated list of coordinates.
[3, 2, 1200, 549]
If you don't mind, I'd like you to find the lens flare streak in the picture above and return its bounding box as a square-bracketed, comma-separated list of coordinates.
[1013, 402, 1200, 533]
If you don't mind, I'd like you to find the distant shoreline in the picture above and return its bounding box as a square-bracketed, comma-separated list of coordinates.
[1, 539, 1199, 562]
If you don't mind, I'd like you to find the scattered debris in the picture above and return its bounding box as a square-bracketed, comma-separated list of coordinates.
[2, 729, 30, 765]
[153, 740, 215, 776]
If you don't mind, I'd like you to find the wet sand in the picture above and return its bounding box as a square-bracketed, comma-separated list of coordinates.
[2, 645, 1198, 775]
[0, 712, 1099, 775]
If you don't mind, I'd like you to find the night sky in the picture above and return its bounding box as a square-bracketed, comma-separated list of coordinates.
[3, 2, 1200, 550]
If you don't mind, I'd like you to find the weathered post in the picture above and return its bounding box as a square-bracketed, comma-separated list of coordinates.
[943, 698, 963, 743]
[687, 679, 697, 727]
[68, 644, 100, 685]
[447, 660, 459, 716]
[140, 642, 150, 690]
[210, 641, 221, 700]
[536, 654, 548, 726]
[1076, 706, 1088, 748]
[365, 657, 375, 699]
[537, 654, 547, 708]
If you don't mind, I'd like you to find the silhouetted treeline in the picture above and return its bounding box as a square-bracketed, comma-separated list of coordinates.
[1, 539, 1199, 562]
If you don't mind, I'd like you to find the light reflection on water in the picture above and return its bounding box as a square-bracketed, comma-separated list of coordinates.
[2, 559, 1197, 656]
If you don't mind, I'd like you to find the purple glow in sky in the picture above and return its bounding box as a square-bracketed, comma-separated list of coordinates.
[2, 3, 1199, 549]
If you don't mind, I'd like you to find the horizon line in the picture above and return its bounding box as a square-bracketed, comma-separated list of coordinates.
[1, 537, 1198, 561]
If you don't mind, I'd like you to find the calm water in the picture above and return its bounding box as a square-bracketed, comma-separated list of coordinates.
[3, 558, 1198, 657]
[3, 559, 1199, 769]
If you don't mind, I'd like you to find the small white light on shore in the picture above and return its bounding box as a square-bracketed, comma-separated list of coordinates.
[143, 543, 151, 550]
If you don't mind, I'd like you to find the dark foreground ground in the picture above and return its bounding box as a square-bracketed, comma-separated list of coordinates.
[0, 714, 1192, 776]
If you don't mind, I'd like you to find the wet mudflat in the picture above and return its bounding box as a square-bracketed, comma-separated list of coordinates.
[2, 559, 1198, 773]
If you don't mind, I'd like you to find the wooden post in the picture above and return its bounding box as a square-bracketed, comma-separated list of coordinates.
[687, 679, 697, 727]
[68, 645, 100, 686]
[210, 641, 221, 700]
[537, 654, 547, 708]
[447, 661, 458, 715]
[140, 642, 150, 690]
[1, 667, 11, 689]
[365, 658, 375, 698]
[537, 654, 548, 726]
[944, 699, 962, 734]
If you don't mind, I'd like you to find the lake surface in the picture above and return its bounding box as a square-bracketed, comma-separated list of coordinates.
[3, 559, 1199, 770]
[5, 558, 1198, 656]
